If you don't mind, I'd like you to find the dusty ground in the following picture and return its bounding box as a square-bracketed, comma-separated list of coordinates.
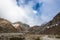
[25, 34, 60, 40]
[0, 33, 60, 40]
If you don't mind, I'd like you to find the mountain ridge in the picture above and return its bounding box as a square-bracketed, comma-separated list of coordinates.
[0, 12, 60, 35]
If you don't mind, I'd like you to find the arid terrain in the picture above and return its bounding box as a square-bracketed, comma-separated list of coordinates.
[0, 12, 60, 40]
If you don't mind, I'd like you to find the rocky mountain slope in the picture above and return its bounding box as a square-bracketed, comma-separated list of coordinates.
[28, 12, 60, 35]
[0, 12, 60, 35]
[12, 22, 30, 32]
[0, 18, 30, 33]
[0, 18, 18, 33]
[28, 25, 44, 34]
[40, 12, 60, 35]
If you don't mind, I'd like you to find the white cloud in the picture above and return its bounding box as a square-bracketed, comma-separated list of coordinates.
[0, 0, 60, 26]
[0, 0, 36, 26]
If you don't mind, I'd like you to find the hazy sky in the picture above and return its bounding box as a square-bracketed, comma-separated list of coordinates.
[0, 0, 60, 26]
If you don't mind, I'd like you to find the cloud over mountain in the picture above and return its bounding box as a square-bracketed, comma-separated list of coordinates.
[0, 0, 60, 26]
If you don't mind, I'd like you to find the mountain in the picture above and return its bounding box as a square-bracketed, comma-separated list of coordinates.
[0, 18, 30, 33]
[0, 12, 60, 34]
[40, 12, 60, 35]
[12, 22, 30, 32]
[28, 25, 43, 34]
[28, 12, 60, 35]
[0, 18, 18, 33]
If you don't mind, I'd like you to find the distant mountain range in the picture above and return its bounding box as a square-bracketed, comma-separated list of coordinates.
[0, 12, 60, 35]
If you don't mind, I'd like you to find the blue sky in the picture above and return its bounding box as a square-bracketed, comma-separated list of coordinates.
[0, 0, 60, 26]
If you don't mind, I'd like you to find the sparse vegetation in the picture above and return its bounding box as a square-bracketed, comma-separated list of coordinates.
[10, 37, 24, 40]
[35, 37, 40, 40]
[55, 35, 60, 39]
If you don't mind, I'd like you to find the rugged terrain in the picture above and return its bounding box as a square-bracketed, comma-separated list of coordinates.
[0, 12, 60, 40]
[0, 12, 60, 35]
[28, 12, 60, 35]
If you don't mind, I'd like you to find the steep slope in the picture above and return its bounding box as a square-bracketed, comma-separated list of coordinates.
[28, 12, 60, 35]
[0, 18, 17, 33]
[40, 12, 60, 35]
[12, 22, 30, 32]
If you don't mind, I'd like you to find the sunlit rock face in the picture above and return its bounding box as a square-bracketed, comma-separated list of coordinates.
[0, 18, 30, 33]
[12, 22, 25, 32]
[12, 22, 30, 32]
[0, 18, 17, 33]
